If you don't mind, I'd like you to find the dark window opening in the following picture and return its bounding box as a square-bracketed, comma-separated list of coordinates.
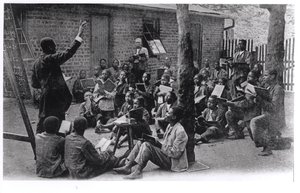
[142, 18, 166, 57]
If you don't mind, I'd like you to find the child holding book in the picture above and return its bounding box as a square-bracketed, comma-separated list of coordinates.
[154, 74, 173, 109]
[93, 69, 115, 125]
[98, 91, 135, 137]
[79, 91, 100, 128]
[64, 117, 125, 179]
[114, 71, 129, 113]
[194, 95, 227, 144]
[194, 73, 208, 117]
[117, 96, 152, 148]
[72, 69, 88, 103]
[155, 91, 177, 138]
[135, 72, 155, 121]
[225, 71, 261, 139]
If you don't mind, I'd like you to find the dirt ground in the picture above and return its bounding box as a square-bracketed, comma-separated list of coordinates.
[2, 92, 294, 181]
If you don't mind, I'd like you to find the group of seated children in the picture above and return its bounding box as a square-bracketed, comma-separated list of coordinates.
[35, 105, 189, 180]
[194, 61, 290, 156]
[193, 63, 262, 143]
[36, 58, 290, 180]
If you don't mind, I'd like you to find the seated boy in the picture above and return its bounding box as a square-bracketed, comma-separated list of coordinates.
[35, 116, 67, 178]
[79, 91, 100, 128]
[64, 117, 124, 179]
[99, 91, 135, 139]
[194, 73, 208, 117]
[113, 106, 188, 180]
[93, 69, 115, 124]
[155, 91, 177, 138]
[194, 95, 227, 143]
[114, 70, 129, 113]
[135, 72, 155, 121]
[116, 96, 152, 147]
[72, 69, 88, 103]
[154, 74, 172, 109]
[225, 71, 261, 139]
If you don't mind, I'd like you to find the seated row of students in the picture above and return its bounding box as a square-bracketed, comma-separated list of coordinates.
[78, 63, 175, 128]
[193, 68, 262, 144]
[35, 116, 127, 179]
[194, 65, 290, 156]
[72, 58, 123, 103]
[36, 104, 189, 179]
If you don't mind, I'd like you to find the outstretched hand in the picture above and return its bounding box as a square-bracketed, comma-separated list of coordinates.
[78, 20, 88, 37]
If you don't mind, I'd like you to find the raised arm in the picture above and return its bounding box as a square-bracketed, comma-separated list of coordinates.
[44, 21, 88, 66]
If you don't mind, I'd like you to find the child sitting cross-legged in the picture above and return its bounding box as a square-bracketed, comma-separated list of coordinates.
[79, 91, 101, 128]
[98, 91, 135, 137]
[115, 96, 152, 148]
[194, 95, 227, 144]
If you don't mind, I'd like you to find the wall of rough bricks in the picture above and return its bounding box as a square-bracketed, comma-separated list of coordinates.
[4, 4, 225, 97]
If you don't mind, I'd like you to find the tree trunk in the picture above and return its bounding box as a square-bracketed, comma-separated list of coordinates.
[176, 4, 196, 163]
[260, 4, 286, 83]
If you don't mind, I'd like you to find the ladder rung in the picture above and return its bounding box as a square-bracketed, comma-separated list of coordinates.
[23, 58, 35, 62]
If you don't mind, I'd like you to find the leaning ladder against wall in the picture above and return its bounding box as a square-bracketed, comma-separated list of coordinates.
[3, 4, 36, 158]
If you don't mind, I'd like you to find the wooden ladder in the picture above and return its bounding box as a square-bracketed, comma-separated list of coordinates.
[3, 4, 36, 159]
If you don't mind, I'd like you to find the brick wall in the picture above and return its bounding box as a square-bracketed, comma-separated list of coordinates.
[4, 4, 225, 97]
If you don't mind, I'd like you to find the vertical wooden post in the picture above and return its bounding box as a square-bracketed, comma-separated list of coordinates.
[260, 4, 286, 84]
[176, 4, 195, 163]
[291, 38, 294, 90]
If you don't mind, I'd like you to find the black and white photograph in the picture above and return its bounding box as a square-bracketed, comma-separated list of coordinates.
[0, 0, 298, 192]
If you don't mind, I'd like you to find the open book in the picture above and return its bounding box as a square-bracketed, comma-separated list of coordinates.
[95, 79, 116, 94]
[80, 78, 96, 90]
[103, 79, 116, 93]
[211, 85, 225, 98]
[159, 84, 172, 94]
[95, 138, 112, 153]
[58, 120, 72, 136]
[245, 83, 269, 99]
[113, 115, 129, 125]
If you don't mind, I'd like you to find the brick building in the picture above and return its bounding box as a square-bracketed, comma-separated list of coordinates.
[4, 4, 233, 98]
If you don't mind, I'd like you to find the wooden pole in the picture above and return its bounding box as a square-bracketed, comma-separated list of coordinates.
[260, 4, 286, 84]
[176, 4, 195, 163]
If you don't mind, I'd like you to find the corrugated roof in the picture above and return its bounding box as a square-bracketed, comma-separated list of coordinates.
[122, 4, 232, 19]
